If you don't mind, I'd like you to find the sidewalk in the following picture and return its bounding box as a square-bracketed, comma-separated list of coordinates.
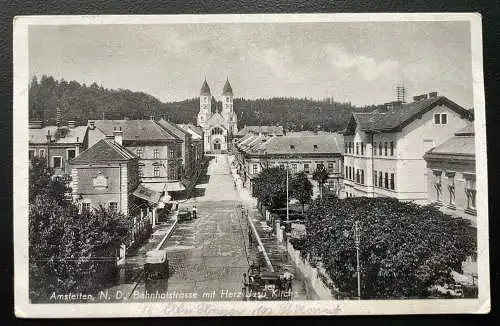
[228, 155, 315, 299]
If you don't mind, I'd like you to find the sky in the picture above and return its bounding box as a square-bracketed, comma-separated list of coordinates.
[29, 21, 473, 108]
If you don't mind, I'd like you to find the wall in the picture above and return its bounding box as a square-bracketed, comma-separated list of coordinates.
[126, 141, 182, 181]
[397, 104, 469, 199]
[286, 240, 336, 300]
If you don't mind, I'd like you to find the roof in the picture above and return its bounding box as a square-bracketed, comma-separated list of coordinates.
[247, 134, 343, 155]
[156, 119, 190, 140]
[92, 120, 180, 142]
[178, 123, 203, 140]
[70, 138, 136, 164]
[236, 125, 284, 136]
[206, 112, 228, 128]
[200, 79, 211, 96]
[29, 125, 88, 144]
[425, 123, 475, 158]
[344, 96, 473, 134]
[222, 78, 233, 96]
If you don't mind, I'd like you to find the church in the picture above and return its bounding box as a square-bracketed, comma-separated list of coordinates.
[197, 78, 238, 154]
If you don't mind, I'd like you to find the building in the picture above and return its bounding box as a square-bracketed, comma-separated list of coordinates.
[178, 123, 204, 175]
[156, 118, 194, 178]
[236, 133, 344, 196]
[29, 120, 89, 176]
[197, 78, 238, 153]
[342, 93, 474, 203]
[424, 123, 477, 226]
[424, 123, 477, 286]
[69, 136, 140, 216]
[236, 125, 284, 138]
[87, 119, 184, 198]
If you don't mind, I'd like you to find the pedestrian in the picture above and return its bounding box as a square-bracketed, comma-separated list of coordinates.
[242, 273, 248, 300]
[192, 205, 197, 219]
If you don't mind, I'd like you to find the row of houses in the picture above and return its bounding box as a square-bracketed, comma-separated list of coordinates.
[29, 118, 204, 228]
[233, 91, 477, 284]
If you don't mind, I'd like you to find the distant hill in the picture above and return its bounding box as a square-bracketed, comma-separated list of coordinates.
[29, 75, 374, 131]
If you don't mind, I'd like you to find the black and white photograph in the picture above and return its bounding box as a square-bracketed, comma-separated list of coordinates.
[13, 13, 489, 317]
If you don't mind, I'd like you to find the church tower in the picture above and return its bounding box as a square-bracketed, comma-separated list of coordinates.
[221, 78, 237, 135]
[197, 78, 212, 128]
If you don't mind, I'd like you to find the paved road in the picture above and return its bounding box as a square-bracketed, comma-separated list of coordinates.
[131, 155, 255, 301]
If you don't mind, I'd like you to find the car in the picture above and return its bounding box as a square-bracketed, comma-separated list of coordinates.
[144, 249, 169, 280]
[178, 208, 192, 222]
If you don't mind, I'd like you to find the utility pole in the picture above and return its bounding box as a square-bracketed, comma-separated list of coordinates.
[286, 163, 289, 222]
[354, 220, 361, 300]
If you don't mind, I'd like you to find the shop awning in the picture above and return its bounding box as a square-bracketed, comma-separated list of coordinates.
[133, 184, 162, 204]
[164, 181, 186, 192]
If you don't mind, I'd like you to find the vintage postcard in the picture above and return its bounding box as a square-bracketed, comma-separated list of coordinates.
[13, 13, 489, 317]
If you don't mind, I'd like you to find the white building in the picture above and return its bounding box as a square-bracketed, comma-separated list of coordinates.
[342, 93, 474, 203]
[197, 78, 238, 153]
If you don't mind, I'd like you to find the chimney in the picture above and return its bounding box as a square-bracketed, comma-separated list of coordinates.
[46, 130, 52, 143]
[29, 120, 43, 129]
[113, 126, 123, 146]
[68, 120, 76, 128]
[413, 94, 428, 102]
[88, 120, 95, 130]
[429, 91, 438, 98]
[56, 107, 62, 126]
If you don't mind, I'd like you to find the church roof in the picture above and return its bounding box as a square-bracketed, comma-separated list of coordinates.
[222, 78, 233, 96]
[206, 112, 228, 128]
[200, 79, 211, 96]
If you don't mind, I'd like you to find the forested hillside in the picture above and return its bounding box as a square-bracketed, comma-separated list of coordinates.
[29, 75, 374, 131]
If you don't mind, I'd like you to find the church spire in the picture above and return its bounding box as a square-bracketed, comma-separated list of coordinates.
[200, 78, 211, 96]
[222, 77, 233, 96]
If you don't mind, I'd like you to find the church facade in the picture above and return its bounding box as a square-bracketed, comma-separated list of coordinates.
[197, 78, 238, 154]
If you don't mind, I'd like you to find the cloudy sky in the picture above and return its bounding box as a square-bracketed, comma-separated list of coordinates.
[29, 21, 473, 107]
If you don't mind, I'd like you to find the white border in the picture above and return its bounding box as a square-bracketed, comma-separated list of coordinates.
[14, 13, 490, 317]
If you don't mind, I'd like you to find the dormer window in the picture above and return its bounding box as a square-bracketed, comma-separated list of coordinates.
[313, 144, 318, 150]
[290, 145, 295, 150]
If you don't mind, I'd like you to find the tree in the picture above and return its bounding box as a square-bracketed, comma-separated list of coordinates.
[290, 171, 313, 214]
[312, 166, 329, 199]
[304, 197, 476, 299]
[29, 157, 69, 205]
[253, 167, 287, 209]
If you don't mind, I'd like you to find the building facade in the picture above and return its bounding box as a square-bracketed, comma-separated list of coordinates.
[197, 78, 238, 153]
[424, 124, 477, 226]
[29, 120, 89, 176]
[178, 123, 204, 176]
[236, 134, 344, 197]
[342, 94, 474, 203]
[157, 118, 193, 178]
[87, 119, 184, 195]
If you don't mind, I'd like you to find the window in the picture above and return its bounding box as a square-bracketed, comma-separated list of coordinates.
[373, 170, 378, 187]
[67, 149, 76, 160]
[313, 144, 318, 151]
[169, 148, 175, 158]
[304, 163, 310, 174]
[361, 170, 364, 184]
[53, 156, 62, 169]
[317, 163, 324, 170]
[290, 145, 295, 150]
[291, 164, 297, 173]
[344, 143, 347, 154]
[108, 202, 118, 212]
[433, 170, 442, 202]
[465, 176, 476, 210]
[390, 141, 394, 156]
[345, 166, 348, 178]
[29, 149, 35, 160]
[384, 172, 389, 189]
[136, 148, 143, 158]
[379, 143, 383, 156]
[384, 142, 388, 156]
[379, 172, 383, 188]
[348, 166, 352, 180]
[356, 170, 360, 183]
[361, 142, 364, 155]
[356, 142, 359, 155]
[39, 149, 45, 157]
[253, 164, 258, 174]
[279, 164, 285, 170]
[153, 166, 160, 177]
[434, 113, 448, 125]
[447, 173, 455, 205]
[349, 142, 352, 154]
[82, 202, 91, 213]
[138, 166, 144, 177]
[390, 173, 395, 190]
[154, 149, 160, 159]
[328, 162, 334, 173]
[373, 142, 377, 156]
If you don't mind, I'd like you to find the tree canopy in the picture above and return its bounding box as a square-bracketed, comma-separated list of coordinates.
[29, 75, 375, 131]
[304, 196, 477, 299]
